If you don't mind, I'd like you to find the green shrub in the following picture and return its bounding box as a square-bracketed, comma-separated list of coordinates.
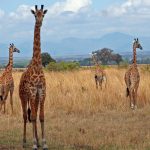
[46, 61, 80, 71]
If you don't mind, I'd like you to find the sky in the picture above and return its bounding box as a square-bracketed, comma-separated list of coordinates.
[0, 0, 150, 43]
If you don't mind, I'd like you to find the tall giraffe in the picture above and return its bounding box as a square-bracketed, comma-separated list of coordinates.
[0, 43, 20, 114]
[125, 38, 143, 109]
[92, 53, 107, 89]
[19, 5, 48, 150]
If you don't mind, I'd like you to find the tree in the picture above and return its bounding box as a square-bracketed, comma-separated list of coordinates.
[91, 48, 123, 65]
[41, 52, 56, 67]
[46, 61, 80, 71]
[93, 48, 113, 65]
[112, 53, 123, 65]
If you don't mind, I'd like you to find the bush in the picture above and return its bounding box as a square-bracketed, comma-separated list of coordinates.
[46, 61, 80, 71]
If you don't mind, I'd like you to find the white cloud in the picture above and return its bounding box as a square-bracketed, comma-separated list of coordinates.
[8, 0, 92, 22]
[48, 0, 92, 15]
[0, 9, 4, 18]
[101, 0, 150, 17]
[0, 0, 150, 43]
[9, 5, 32, 21]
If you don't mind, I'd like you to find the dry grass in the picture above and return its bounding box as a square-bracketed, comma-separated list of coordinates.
[1, 67, 150, 149]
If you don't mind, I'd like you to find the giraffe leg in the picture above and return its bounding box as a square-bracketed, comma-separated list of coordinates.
[98, 81, 101, 90]
[0, 103, 2, 112]
[104, 76, 107, 88]
[0, 101, 3, 113]
[21, 99, 27, 148]
[130, 89, 134, 109]
[35, 98, 40, 147]
[129, 88, 133, 109]
[23, 116, 27, 148]
[95, 75, 98, 89]
[3, 101, 6, 113]
[10, 85, 14, 114]
[0, 102, 4, 113]
[132, 90, 136, 109]
[3, 86, 9, 114]
[41, 121, 48, 150]
[129, 93, 132, 108]
[27, 86, 39, 149]
[100, 80, 102, 90]
[32, 121, 38, 150]
[35, 121, 40, 147]
[133, 88, 138, 109]
[29, 96, 38, 150]
[39, 90, 48, 150]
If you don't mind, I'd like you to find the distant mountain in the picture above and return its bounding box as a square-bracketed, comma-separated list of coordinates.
[0, 32, 150, 58]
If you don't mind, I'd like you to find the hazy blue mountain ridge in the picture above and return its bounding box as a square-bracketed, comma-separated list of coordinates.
[0, 32, 149, 58]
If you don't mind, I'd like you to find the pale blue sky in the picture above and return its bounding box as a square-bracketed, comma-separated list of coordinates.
[0, 0, 149, 43]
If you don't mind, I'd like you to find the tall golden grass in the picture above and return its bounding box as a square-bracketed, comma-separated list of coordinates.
[0, 67, 150, 150]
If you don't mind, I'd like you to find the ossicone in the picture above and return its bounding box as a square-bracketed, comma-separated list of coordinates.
[41, 5, 44, 10]
[35, 5, 38, 10]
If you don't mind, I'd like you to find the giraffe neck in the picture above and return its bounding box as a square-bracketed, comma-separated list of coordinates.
[32, 23, 42, 65]
[133, 46, 137, 65]
[6, 49, 13, 70]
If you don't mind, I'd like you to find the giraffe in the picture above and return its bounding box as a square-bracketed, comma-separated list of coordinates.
[0, 43, 20, 114]
[19, 5, 48, 150]
[124, 38, 143, 109]
[91, 53, 107, 89]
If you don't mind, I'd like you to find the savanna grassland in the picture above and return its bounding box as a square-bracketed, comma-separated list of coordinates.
[1, 66, 150, 150]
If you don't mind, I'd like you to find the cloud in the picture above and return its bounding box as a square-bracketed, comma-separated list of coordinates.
[9, 0, 92, 20]
[0, 9, 4, 18]
[0, 0, 150, 44]
[101, 0, 150, 17]
[48, 0, 92, 15]
[9, 5, 32, 22]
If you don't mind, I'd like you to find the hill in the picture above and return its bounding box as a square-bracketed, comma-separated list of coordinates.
[0, 32, 150, 58]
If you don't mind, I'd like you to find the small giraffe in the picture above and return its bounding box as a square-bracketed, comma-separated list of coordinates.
[124, 38, 143, 109]
[19, 5, 48, 150]
[0, 43, 20, 114]
[92, 53, 107, 89]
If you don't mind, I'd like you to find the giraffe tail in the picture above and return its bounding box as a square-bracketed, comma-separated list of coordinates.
[27, 100, 31, 123]
[126, 88, 129, 97]
[0, 96, 3, 101]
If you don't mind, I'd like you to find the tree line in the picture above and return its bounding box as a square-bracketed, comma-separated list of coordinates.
[3, 49, 150, 69]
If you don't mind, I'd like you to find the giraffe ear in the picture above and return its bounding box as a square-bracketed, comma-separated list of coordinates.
[43, 10, 48, 14]
[31, 10, 35, 14]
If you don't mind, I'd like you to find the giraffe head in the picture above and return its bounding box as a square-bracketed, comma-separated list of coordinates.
[133, 38, 143, 50]
[31, 5, 48, 27]
[9, 43, 20, 53]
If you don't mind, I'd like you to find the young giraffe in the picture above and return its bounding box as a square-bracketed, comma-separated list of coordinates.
[92, 53, 107, 89]
[19, 5, 48, 150]
[0, 43, 20, 114]
[125, 38, 143, 109]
